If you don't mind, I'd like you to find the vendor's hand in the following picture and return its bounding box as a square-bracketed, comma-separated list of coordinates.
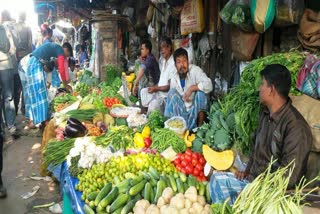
[132, 85, 138, 96]
[148, 86, 157, 94]
[235, 170, 249, 180]
[184, 87, 193, 102]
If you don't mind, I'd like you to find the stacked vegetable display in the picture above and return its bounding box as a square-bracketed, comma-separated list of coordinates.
[82, 165, 211, 214]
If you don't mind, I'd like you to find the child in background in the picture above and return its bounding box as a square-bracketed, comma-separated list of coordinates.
[68, 58, 77, 82]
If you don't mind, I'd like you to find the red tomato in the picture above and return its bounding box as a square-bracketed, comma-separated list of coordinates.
[192, 153, 198, 160]
[173, 158, 181, 166]
[199, 157, 206, 165]
[184, 155, 192, 163]
[176, 153, 183, 160]
[191, 159, 198, 166]
[176, 164, 182, 171]
[199, 171, 205, 177]
[185, 149, 192, 157]
[181, 160, 188, 167]
[201, 176, 207, 181]
[196, 163, 203, 171]
[193, 168, 200, 176]
[180, 154, 185, 161]
[185, 164, 194, 174]
[181, 168, 188, 174]
[196, 176, 202, 182]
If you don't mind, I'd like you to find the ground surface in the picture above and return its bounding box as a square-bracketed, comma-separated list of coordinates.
[0, 115, 61, 214]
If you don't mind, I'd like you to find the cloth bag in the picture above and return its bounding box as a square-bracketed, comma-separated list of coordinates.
[251, 0, 276, 33]
[298, 9, 320, 51]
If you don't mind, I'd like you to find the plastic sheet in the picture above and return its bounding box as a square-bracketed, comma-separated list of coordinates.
[48, 162, 85, 214]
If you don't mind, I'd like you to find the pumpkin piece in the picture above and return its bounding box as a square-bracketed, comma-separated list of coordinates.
[202, 144, 234, 170]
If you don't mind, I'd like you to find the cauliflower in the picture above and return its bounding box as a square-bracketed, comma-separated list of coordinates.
[146, 205, 160, 214]
[162, 187, 174, 203]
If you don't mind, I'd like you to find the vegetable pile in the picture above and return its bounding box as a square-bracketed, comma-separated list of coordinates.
[52, 94, 77, 112]
[76, 153, 177, 198]
[218, 52, 305, 155]
[43, 138, 75, 167]
[95, 126, 135, 150]
[81, 166, 211, 214]
[232, 160, 318, 214]
[173, 149, 207, 181]
[151, 128, 187, 153]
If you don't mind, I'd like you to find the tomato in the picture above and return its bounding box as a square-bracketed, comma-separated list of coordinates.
[181, 160, 188, 167]
[196, 176, 202, 182]
[196, 163, 204, 171]
[181, 168, 188, 174]
[191, 159, 198, 166]
[185, 149, 192, 157]
[180, 154, 185, 161]
[185, 164, 194, 174]
[201, 176, 207, 181]
[176, 153, 183, 160]
[173, 158, 181, 166]
[193, 168, 200, 176]
[144, 137, 152, 148]
[199, 157, 206, 165]
[176, 164, 182, 171]
[199, 171, 205, 177]
[184, 155, 192, 163]
[192, 153, 198, 160]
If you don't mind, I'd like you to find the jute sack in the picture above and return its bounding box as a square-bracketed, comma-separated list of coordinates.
[291, 94, 320, 152]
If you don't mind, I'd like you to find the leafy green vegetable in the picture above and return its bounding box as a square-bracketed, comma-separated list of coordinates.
[147, 110, 166, 131]
[220, 51, 304, 155]
[104, 64, 121, 86]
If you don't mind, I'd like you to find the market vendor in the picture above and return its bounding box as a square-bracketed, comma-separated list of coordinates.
[132, 40, 160, 102]
[140, 37, 175, 113]
[164, 48, 213, 130]
[210, 64, 312, 204]
[26, 42, 69, 127]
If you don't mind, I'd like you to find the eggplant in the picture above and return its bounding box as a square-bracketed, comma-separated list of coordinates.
[64, 124, 87, 138]
[67, 118, 87, 131]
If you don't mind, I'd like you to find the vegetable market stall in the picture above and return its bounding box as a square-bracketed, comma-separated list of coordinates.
[42, 55, 320, 214]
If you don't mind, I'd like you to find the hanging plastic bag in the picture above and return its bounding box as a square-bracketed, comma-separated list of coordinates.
[220, 0, 253, 32]
[251, 0, 276, 33]
[275, 0, 304, 26]
[180, 0, 205, 35]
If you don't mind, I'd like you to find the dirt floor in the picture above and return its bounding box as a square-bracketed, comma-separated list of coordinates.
[0, 115, 61, 214]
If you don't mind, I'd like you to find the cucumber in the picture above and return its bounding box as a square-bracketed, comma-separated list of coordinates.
[129, 180, 147, 196]
[160, 175, 170, 187]
[98, 187, 119, 209]
[121, 198, 138, 214]
[109, 194, 129, 213]
[130, 175, 145, 186]
[169, 174, 178, 193]
[83, 204, 95, 214]
[144, 182, 153, 203]
[116, 179, 131, 193]
[153, 180, 166, 204]
[205, 183, 212, 204]
[112, 206, 124, 214]
[86, 191, 99, 201]
[176, 178, 184, 193]
[183, 182, 189, 192]
[179, 172, 187, 182]
[94, 183, 112, 206]
[199, 182, 205, 196]
[187, 175, 197, 187]
[149, 166, 160, 180]
[149, 176, 158, 187]
[141, 171, 151, 180]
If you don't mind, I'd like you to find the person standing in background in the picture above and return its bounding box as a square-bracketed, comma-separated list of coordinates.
[0, 10, 17, 134]
[15, 12, 32, 115]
